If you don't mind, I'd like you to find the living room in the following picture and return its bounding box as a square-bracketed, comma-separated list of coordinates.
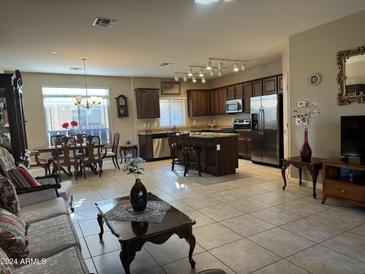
[1, 1, 365, 274]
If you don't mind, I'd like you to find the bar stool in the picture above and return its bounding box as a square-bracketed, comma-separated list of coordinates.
[119, 144, 139, 163]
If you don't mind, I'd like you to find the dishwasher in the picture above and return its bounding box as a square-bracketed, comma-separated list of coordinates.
[152, 133, 171, 159]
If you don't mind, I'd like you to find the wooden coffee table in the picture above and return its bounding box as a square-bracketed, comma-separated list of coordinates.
[95, 193, 196, 274]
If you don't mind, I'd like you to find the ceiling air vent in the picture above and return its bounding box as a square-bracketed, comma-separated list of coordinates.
[92, 17, 116, 28]
[159, 62, 173, 67]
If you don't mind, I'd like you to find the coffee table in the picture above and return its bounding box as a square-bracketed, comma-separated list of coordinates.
[95, 193, 196, 274]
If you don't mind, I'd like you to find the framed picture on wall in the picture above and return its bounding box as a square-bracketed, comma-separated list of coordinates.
[161, 82, 181, 95]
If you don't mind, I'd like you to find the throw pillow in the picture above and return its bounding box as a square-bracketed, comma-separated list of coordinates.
[0, 247, 14, 274]
[0, 208, 29, 259]
[7, 169, 30, 189]
[0, 177, 20, 214]
[16, 166, 41, 188]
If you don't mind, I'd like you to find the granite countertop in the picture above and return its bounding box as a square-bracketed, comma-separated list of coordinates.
[189, 132, 238, 138]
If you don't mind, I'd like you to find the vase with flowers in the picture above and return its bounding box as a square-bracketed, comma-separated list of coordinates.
[122, 153, 147, 212]
[62, 120, 78, 136]
[293, 101, 320, 162]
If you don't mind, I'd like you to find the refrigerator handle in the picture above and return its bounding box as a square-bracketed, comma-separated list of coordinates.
[261, 108, 265, 134]
[259, 109, 263, 135]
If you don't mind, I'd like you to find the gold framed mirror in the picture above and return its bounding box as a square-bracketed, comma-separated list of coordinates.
[337, 44, 365, 105]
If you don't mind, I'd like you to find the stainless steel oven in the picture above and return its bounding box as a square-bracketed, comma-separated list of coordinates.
[226, 99, 243, 114]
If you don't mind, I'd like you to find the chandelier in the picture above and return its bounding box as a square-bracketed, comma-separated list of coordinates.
[73, 58, 102, 109]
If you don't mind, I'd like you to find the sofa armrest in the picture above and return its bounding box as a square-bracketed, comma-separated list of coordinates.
[17, 186, 60, 207]
[35, 174, 60, 185]
[17, 184, 61, 194]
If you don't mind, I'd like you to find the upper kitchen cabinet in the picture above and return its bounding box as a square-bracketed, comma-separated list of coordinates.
[262, 76, 278, 95]
[278, 75, 283, 93]
[234, 84, 243, 99]
[226, 85, 235, 100]
[187, 89, 210, 116]
[252, 80, 263, 97]
[135, 88, 160, 118]
[243, 82, 252, 113]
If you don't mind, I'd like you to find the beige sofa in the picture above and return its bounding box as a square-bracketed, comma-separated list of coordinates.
[1, 195, 90, 273]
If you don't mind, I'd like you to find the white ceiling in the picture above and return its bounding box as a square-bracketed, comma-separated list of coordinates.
[1, 0, 365, 77]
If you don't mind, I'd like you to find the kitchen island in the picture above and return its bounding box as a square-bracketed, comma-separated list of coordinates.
[189, 132, 238, 176]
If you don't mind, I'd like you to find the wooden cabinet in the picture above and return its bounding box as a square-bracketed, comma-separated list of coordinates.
[262, 77, 277, 95]
[0, 71, 28, 162]
[187, 89, 210, 116]
[226, 85, 235, 100]
[234, 84, 243, 99]
[237, 130, 251, 159]
[209, 88, 226, 115]
[278, 75, 283, 93]
[135, 88, 160, 119]
[252, 80, 263, 97]
[322, 159, 365, 207]
[243, 82, 252, 113]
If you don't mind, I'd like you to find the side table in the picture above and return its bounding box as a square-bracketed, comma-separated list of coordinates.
[119, 144, 138, 163]
[282, 156, 323, 198]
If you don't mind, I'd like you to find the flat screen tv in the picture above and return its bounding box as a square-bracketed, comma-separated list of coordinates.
[341, 115, 365, 160]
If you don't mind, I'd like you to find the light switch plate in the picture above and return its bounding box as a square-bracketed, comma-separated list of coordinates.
[216, 144, 221, 151]
[297, 100, 308, 107]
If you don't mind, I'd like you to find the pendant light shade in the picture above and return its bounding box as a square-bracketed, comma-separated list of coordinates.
[206, 60, 212, 70]
[188, 68, 193, 77]
[174, 75, 179, 81]
[233, 63, 239, 72]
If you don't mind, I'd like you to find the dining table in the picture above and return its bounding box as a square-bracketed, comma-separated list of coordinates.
[32, 143, 109, 177]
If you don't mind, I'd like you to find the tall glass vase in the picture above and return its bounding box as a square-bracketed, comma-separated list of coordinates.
[300, 128, 312, 162]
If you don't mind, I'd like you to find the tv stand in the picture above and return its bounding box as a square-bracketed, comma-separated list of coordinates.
[322, 159, 365, 207]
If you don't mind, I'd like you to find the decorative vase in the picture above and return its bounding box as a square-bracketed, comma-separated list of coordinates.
[300, 129, 312, 162]
[130, 178, 147, 212]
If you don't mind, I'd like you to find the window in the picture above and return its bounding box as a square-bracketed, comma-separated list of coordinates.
[159, 98, 186, 127]
[42, 87, 111, 144]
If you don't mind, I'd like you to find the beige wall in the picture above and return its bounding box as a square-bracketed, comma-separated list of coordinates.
[22, 73, 134, 149]
[287, 9, 365, 180]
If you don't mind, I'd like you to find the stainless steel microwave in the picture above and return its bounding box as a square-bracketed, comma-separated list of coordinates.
[226, 99, 243, 113]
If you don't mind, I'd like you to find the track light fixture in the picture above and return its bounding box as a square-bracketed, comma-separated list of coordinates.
[233, 63, 239, 72]
[241, 64, 247, 71]
[209, 70, 214, 77]
[199, 69, 204, 77]
[192, 76, 197, 83]
[174, 75, 179, 81]
[218, 70, 222, 77]
[202, 77, 206, 83]
[188, 68, 193, 77]
[183, 75, 188, 82]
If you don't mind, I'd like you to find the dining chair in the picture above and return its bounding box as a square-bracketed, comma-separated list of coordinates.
[81, 135, 103, 179]
[53, 136, 81, 180]
[29, 150, 52, 176]
[176, 133, 202, 177]
[167, 131, 184, 171]
[102, 132, 120, 169]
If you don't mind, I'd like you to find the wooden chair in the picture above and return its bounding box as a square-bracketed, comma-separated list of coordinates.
[176, 134, 202, 177]
[167, 132, 184, 171]
[53, 136, 81, 180]
[102, 132, 120, 169]
[81, 135, 103, 179]
[29, 150, 52, 176]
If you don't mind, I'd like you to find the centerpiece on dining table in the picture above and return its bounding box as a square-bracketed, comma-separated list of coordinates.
[122, 153, 147, 212]
[62, 120, 78, 136]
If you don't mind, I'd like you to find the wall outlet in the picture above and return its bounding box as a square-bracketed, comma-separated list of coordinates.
[216, 144, 221, 151]
[297, 100, 308, 108]
[193, 120, 196, 125]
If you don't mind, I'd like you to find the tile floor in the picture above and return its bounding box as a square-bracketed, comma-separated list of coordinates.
[57, 159, 365, 274]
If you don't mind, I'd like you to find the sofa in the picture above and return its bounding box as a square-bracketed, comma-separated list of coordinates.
[0, 146, 74, 211]
[0, 177, 90, 273]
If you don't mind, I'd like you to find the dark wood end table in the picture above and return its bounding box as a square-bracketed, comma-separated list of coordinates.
[95, 193, 196, 274]
[119, 144, 138, 163]
[281, 156, 323, 198]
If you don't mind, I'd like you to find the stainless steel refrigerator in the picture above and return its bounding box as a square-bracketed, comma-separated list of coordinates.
[250, 94, 283, 166]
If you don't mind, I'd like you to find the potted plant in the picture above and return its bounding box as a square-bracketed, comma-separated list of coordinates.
[293, 101, 320, 162]
[123, 153, 147, 212]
